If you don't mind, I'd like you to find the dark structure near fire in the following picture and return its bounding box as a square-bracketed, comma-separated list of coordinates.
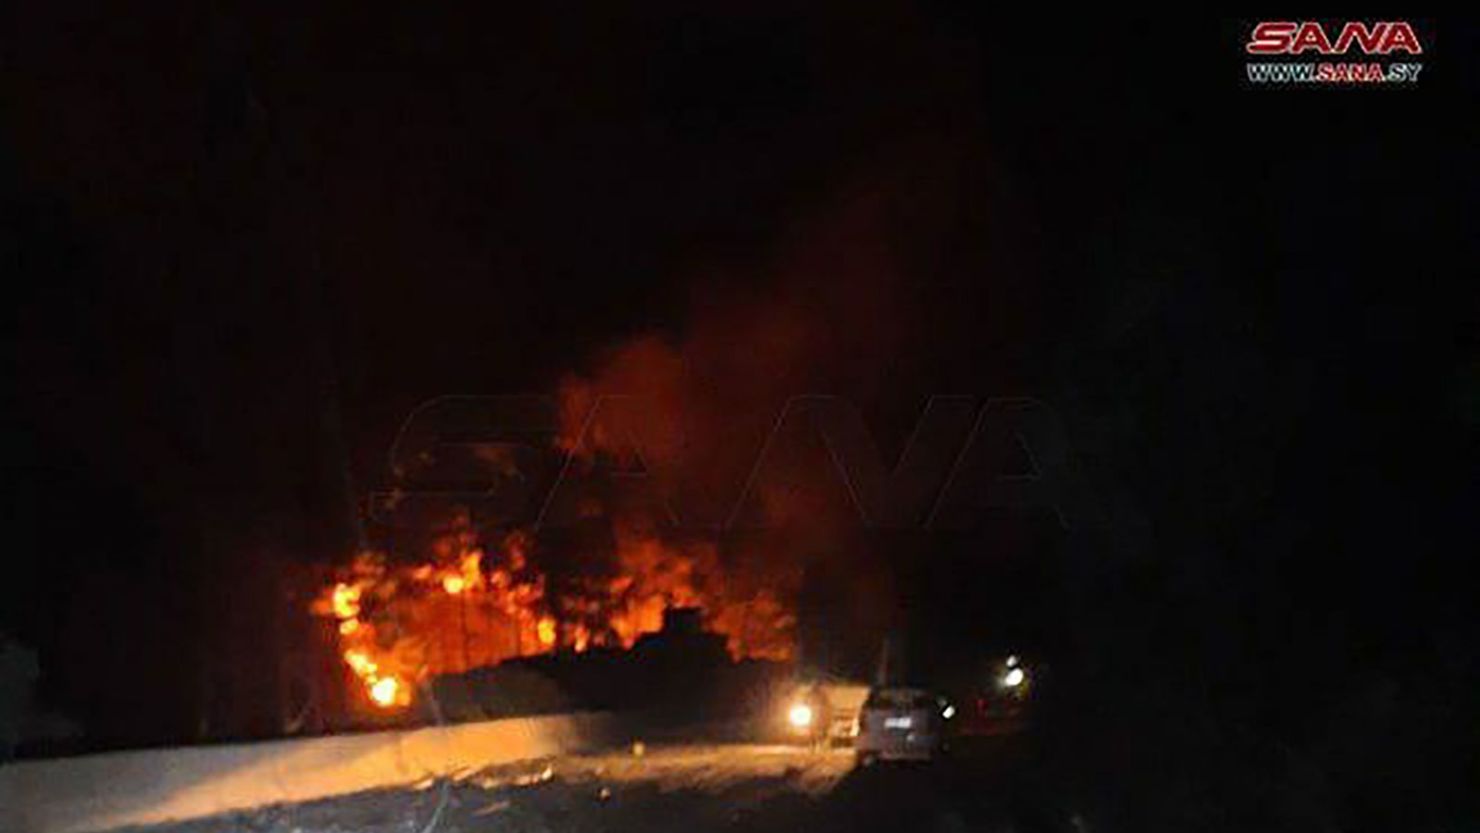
[425, 607, 788, 729]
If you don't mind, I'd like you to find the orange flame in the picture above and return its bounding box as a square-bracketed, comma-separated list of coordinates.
[536, 616, 557, 647]
[312, 518, 794, 712]
[330, 583, 361, 619]
[369, 676, 403, 708]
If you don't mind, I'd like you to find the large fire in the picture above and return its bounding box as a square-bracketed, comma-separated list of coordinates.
[312, 520, 794, 711]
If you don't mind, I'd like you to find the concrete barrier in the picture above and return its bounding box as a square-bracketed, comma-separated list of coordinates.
[0, 712, 615, 833]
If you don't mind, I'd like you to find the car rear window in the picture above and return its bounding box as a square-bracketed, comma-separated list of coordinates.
[865, 690, 935, 709]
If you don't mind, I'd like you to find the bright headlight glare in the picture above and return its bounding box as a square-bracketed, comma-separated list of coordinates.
[788, 702, 814, 728]
[942, 704, 956, 720]
[1002, 667, 1026, 688]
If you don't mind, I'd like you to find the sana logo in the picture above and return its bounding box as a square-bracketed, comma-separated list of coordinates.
[1245, 21, 1423, 55]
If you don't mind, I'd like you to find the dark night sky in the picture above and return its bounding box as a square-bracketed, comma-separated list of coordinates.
[2, 9, 1475, 797]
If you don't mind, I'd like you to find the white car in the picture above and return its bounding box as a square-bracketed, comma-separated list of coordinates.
[854, 686, 946, 764]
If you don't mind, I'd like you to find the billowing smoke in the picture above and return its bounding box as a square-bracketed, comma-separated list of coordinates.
[551, 188, 914, 663]
[316, 179, 931, 711]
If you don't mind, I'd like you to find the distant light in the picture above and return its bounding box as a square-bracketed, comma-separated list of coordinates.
[942, 704, 957, 720]
[788, 702, 814, 728]
[1002, 668, 1026, 688]
[1005, 655, 1019, 668]
[442, 575, 466, 595]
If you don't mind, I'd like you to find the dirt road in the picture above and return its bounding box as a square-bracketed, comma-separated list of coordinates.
[123, 739, 1063, 833]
